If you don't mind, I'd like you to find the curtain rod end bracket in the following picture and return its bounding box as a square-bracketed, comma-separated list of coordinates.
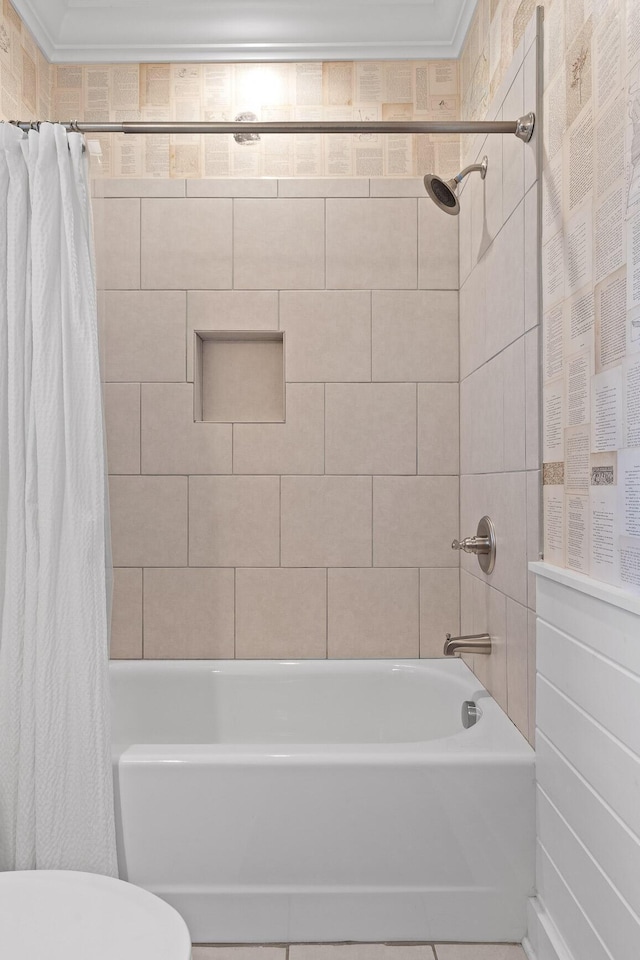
[515, 112, 535, 142]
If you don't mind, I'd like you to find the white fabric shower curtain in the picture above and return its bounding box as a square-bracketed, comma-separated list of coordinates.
[0, 122, 117, 876]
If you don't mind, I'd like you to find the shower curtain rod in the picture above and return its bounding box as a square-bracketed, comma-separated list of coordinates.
[11, 113, 535, 142]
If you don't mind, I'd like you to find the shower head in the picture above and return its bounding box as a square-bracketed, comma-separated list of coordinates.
[423, 155, 488, 216]
[423, 174, 461, 214]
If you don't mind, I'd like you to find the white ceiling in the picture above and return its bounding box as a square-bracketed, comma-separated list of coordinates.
[12, 0, 478, 63]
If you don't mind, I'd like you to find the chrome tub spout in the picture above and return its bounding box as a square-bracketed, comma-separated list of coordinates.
[443, 633, 492, 656]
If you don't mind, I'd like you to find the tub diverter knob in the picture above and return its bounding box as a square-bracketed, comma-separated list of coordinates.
[451, 515, 496, 574]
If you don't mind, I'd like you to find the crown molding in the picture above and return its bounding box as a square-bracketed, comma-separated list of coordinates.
[11, 0, 478, 63]
[450, 0, 479, 58]
[9, 0, 59, 60]
[43, 39, 458, 64]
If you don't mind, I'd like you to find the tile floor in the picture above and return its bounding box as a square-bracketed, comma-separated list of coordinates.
[191, 943, 528, 960]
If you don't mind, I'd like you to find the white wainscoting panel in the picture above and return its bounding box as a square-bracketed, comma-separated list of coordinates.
[525, 563, 640, 960]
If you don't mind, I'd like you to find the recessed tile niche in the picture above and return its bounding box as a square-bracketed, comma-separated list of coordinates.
[194, 331, 285, 423]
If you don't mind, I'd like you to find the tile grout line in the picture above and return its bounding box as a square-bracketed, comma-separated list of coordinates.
[418, 565, 421, 658]
[279, 475, 282, 568]
[370, 289, 373, 382]
[371, 474, 374, 568]
[415, 196, 419, 290]
[323, 197, 327, 290]
[231, 197, 235, 289]
[138, 197, 142, 290]
[415, 381, 418, 476]
[325, 566, 329, 658]
[186, 472, 190, 567]
[323, 382, 326, 474]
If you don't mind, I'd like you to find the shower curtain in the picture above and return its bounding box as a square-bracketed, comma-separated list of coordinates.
[0, 123, 117, 876]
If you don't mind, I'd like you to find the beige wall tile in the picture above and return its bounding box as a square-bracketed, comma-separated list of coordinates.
[460, 568, 475, 637]
[326, 199, 417, 289]
[525, 325, 540, 469]
[469, 572, 489, 643]
[233, 199, 325, 289]
[103, 291, 186, 383]
[371, 290, 458, 382]
[141, 198, 232, 289]
[502, 69, 525, 224]
[506, 597, 529, 737]
[418, 382, 459, 475]
[370, 178, 426, 198]
[503, 336, 526, 472]
[527, 469, 541, 610]
[458, 180, 473, 287]
[280, 290, 371, 382]
[281, 476, 371, 567]
[524, 183, 539, 333]
[187, 179, 277, 198]
[201, 339, 284, 422]
[93, 198, 140, 290]
[187, 291, 279, 381]
[484, 198, 525, 358]
[104, 382, 140, 474]
[418, 198, 459, 290]
[457, 473, 488, 576]
[189, 476, 280, 567]
[459, 259, 486, 379]
[236, 568, 326, 658]
[141, 382, 232, 474]
[495, 471, 528, 606]
[419, 568, 460, 657]
[524, 43, 538, 193]
[374, 476, 459, 568]
[233, 383, 324, 475]
[472, 584, 508, 713]
[476, 126, 503, 253]
[99, 180, 186, 198]
[459, 472, 494, 581]
[109, 476, 187, 567]
[328, 568, 419, 658]
[143, 568, 234, 659]
[325, 383, 416, 475]
[110, 568, 142, 659]
[279, 178, 369, 197]
[460, 353, 504, 475]
[459, 471, 528, 606]
[469, 144, 489, 270]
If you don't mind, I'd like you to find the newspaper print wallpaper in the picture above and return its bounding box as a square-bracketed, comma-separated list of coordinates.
[464, 0, 640, 593]
[52, 60, 460, 180]
[0, 0, 51, 124]
[539, 0, 640, 591]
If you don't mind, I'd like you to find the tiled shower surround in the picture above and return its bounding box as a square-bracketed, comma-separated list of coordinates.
[457, 16, 540, 745]
[97, 178, 461, 666]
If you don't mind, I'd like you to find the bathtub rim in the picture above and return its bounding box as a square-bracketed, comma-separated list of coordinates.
[110, 656, 534, 763]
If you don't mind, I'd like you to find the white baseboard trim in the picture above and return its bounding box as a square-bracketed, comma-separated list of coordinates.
[526, 898, 576, 960]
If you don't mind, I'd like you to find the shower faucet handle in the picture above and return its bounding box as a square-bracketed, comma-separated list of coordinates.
[451, 516, 496, 575]
[451, 535, 491, 554]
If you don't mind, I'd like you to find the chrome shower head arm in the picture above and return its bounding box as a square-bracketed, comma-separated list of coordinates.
[455, 156, 488, 183]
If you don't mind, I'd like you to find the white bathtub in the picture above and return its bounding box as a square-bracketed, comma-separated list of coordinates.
[111, 658, 534, 944]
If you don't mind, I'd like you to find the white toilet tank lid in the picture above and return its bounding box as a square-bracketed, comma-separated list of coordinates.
[0, 870, 192, 960]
